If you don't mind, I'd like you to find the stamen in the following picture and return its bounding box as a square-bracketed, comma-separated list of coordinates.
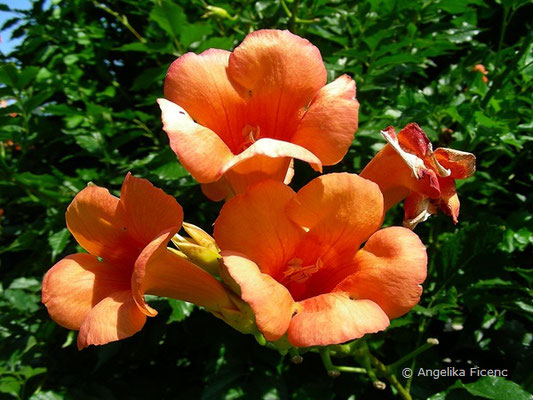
[240, 125, 261, 151]
[283, 258, 323, 284]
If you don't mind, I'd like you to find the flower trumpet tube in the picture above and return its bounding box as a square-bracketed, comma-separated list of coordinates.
[42, 173, 235, 349]
[214, 173, 427, 347]
[159, 29, 359, 201]
[360, 123, 476, 229]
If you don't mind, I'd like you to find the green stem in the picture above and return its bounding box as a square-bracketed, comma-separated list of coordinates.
[92, 1, 146, 43]
[19, 95, 31, 158]
[328, 340, 359, 357]
[388, 338, 438, 370]
[133, 118, 159, 145]
[289, 347, 303, 363]
[481, 34, 531, 109]
[405, 252, 473, 390]
[350, 340, 413, 399]
[294, 17, 319, 24]
[516, 60, 533, 74]
[280, 0, 292, 18]
[494, 5, 510, 67]
[319, 348, 335, 371]
[319, 348, 366, 375]
[367, 353, 412, 400]
[172, 37, 184, 55]
[289, 0, 299, 32]
[406, 323, 425, 392]
[336, 365, 367, 374]
[353, 341, 382, 384]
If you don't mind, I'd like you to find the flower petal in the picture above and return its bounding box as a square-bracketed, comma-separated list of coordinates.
[225, 138, 322, 173]
[436, 176, 460, 223]
[224, 155, 293, 195]
[397, 122, 433, 158]
[221, 138, 322, 195]
[132, 230, 234, 316]
[200, 178, 234, 202]
[335, 227, 427, 319]
[291, 75, 359, 165]
[434, 147, 476, 179]
[65, 184, 133, 263]
[286, 173, 384, 266]
[67, 174, 184, 263]
[77, 290, 146, 350]
[208, 152, 297, 201]
[158, 98, 234, 183]
[164, 49, 246, 152]
[214, 180, 304, 277]
[120, 173, 183, 246]
[227, 30, 327, 142]
[360, 144, 441, 210]
[221, 251, 296, 341]
[42, 253, 130, 330]
[288, 293, 389, 347]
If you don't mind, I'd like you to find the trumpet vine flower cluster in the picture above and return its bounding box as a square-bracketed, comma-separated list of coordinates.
[42, 29, 475, 359]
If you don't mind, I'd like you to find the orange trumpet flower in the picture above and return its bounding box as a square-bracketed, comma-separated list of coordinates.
[214, 173, 427, 347]
[473, 64, 489, 83]
[360, 123, 476, 229]
[159, 29, 359, 201]
[42, 173, 234, 349]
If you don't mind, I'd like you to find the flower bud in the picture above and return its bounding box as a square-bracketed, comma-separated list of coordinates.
[204, 5, 236, 20]
[171, 223, 220, 276]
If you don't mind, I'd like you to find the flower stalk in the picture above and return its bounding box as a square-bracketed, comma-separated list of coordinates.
[388, 338, 439, 371]
[306, 338, 424, 400]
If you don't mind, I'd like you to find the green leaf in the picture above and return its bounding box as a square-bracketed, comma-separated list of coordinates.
[149, 0, 187, 39]
[115, 42, 152, 52]
[153, 161, 188, 181]
[437, 0, 473, 13]
[470, 278, 514, 289]
[0, 231, 37, 253]
[63, 54, 79, 65]
[197, 36, 235, 52]
[18, 366, 46, 380]
[514, 301, 533, 316]
[15, 172, 58, 188]
[74, 132, 103, 153]
[114, 42, 174, 54]
[48, 228, 70, 261]
[373, 53, 421, 68]
[61, 331, 75, 349]
[453, 376, 532, 400]
[474, 111, 503, 128]
[17, 66, 40, 88]
[8, 277, 40, 291]
[24, 90, 55, 113]
[506, 267, 533, 284]
[0, 376, 21, 398]
[131, 67, 166, 91]
[4, 288, 40, 313]
[29, 391, 66, 400]
[167, 299, 195, 323]
[0, 64, 18, 88]
[181, 23, 213, 49]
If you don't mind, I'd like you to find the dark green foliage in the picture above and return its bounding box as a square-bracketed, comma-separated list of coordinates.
[0, 0, 531, 398]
